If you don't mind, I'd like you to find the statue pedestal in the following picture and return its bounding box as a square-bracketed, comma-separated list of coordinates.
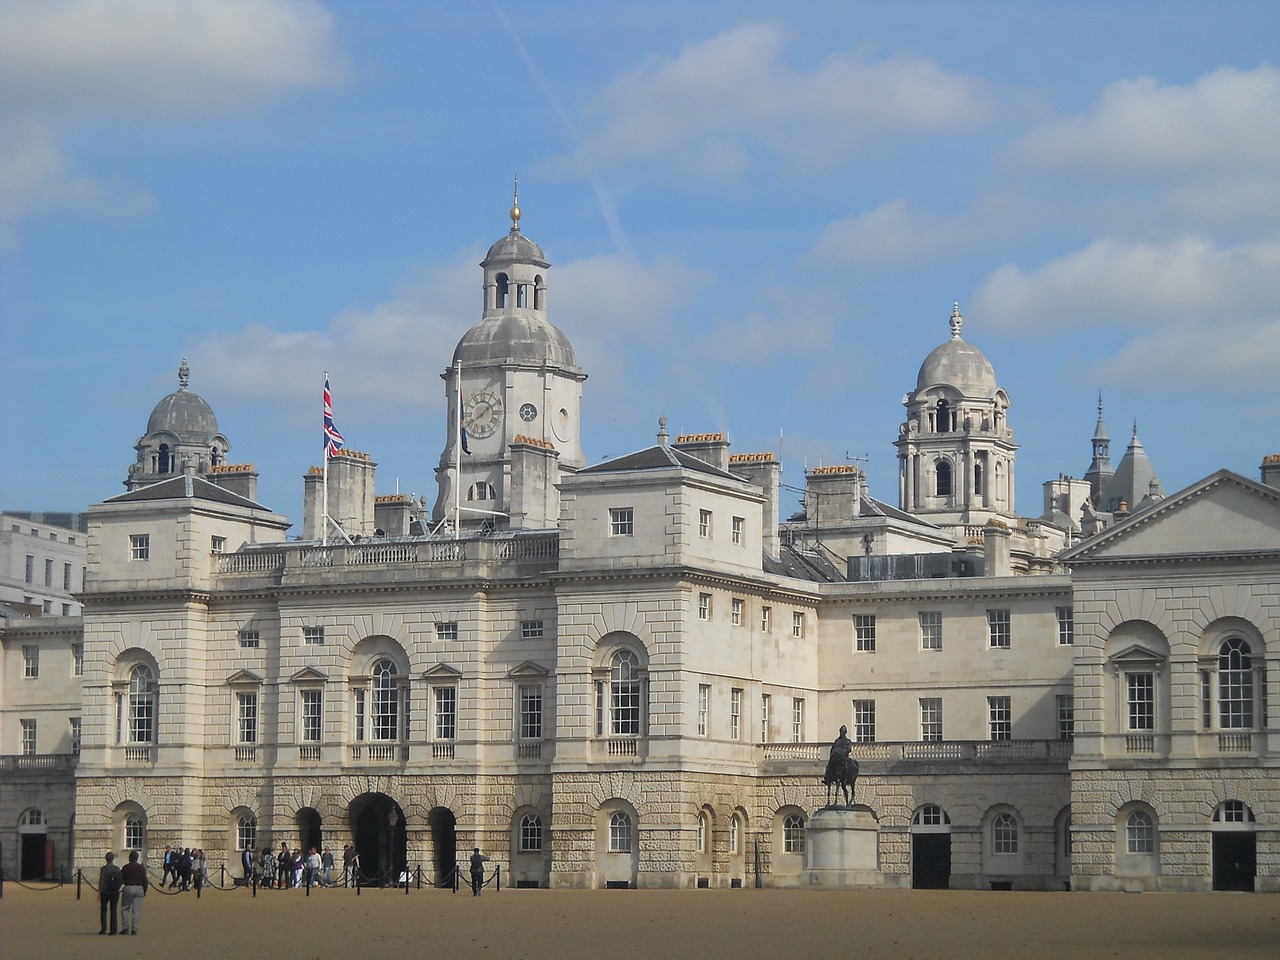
[804, 805, 883, 888]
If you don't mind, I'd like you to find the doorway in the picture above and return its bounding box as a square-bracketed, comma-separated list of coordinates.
[1212, 833, 1256, 891]
[18, 808, 49, 880]
[910, 804, 951, 890]
[428, 807, 457, 886]
[350, 793, 406, 886]
[296, 808, 322, 858]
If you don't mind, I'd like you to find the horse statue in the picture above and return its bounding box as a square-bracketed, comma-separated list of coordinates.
[823, 725, 860, 807]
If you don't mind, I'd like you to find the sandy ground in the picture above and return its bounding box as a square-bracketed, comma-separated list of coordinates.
[1, 880, 1277, 960]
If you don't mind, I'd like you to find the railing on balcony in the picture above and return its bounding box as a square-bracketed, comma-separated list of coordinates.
[298, 745, 321, 762]
[124, 746, 153, 763]
[433, 742, 455, 760]
[516, 741, 543, 760]
[216, 532, 559, 576]
[607, 738, 638, 757]
[1125, 734, 1155, 754]
[350, 743, 406, 763]
[234, 746, 256, 763]
[762, 739, 1073, 765]
[1218, 732, 1252, 753]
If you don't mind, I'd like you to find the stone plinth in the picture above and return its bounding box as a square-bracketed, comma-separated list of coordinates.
[805, 805, 883, 888]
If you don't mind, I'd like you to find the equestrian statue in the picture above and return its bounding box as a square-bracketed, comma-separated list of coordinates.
[823, 725, 860, 807]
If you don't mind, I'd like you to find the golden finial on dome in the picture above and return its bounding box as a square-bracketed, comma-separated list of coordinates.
[510, 175, 521, 232]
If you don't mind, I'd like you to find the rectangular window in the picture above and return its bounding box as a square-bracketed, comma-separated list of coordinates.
[760, 693, 771, 742]
[1057, 694, 1074, 741]
[434, 687, 457, 740]
[303, 626, 324, 645]
[237, 692, 259, 744]
[211, 536, 227, 553]
[520, 620, 544, 640]
[21, 719, 37, 755]
[519, 685, 543, 740]
[731, 598, 743, 626]
[72, 643, 83, 677]
[761, 606, 771, 632]
[988, 696, 1012, 741]
[699, 508, 712, 538]
[301, 689, 323, 742]
[732, 516, 744, 545]
[697, 683, 710, 736]
[987, 609, 1011, 648]
[698, 593, 711, 621]
[792, 697, 805, 743]
[609, 507, 634, 536]
[63, 562, 72, 590]
[24, 554, 34, 583]
[920, 611, 942, 650]
[852, 699, 876, 743]
[130, 534, 150, 560]
[920, 698, 943, 742]
[436, 621, 459, 641]
[1056, 606, 1074, 645]
[730, 688, 742, 740]
[238, 629, 260, 649]
[45, 557, 53, 586]
[854, 614, 876, 652]
[23, 645, 39, 679]
[792, 611, 805, 638]
[354, 688, 365, 741]
[42, 600, 51, 614]
[62, 603, 72, 616]
[70, 717, 82, 756]
[1127, 673, 1154, 731]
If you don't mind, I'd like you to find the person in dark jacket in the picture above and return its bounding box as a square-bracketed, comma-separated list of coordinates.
[98, 851, 123, 935]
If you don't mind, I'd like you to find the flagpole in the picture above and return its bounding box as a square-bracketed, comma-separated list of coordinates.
[323, 369, 330, 547]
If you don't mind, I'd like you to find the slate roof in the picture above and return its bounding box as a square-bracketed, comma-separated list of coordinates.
[578, 444, 743, 482]
[103, 474, 269, 511]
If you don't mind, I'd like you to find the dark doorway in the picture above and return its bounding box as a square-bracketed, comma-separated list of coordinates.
[351, 794, 406, 886]
[1212, 833, 1256, 891]
[428, 807, 457, 887]
[296, 808, 322, 858]
[20, 833, 48, 880]
[912, 833, 951, 889]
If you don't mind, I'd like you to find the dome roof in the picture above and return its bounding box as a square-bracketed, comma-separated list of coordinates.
[145, 360, 220, 440]
[914, 304, 999, 396]
[484, 229, 547, 266]
[452, 314, 579, 369]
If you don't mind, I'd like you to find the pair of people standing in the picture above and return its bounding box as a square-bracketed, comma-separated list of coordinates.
[98, 851, 148, 935]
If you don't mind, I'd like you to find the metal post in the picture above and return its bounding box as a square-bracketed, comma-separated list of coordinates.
[404, 868, 409, 894]
[356, 870, 361, 896]
[496, 864, 501, 892]
[77, 868, 82, 900]
[252, 871, 257, 898]
[220, 864, 225, 886]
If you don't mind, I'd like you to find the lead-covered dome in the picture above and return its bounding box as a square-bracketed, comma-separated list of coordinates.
[146, 359, 220, 439]
[452, 314, 579, 369]
[484, 230, 548, 267]
[915, 304, 998, 396]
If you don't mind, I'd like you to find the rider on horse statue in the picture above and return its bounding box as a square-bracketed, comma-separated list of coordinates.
[823, 725, 859, 807]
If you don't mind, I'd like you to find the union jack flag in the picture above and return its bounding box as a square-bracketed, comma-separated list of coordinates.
[324, 375, 345, 459]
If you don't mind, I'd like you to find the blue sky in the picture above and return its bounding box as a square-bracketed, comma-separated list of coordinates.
[3, 0, 1279, 527]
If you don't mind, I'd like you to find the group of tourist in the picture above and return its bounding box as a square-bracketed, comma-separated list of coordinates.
[160, 845, 207, 891]
[240, 842, 359, 888]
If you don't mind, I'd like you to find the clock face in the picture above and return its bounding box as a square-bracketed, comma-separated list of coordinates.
[463, 391, 503, 438]
[519, 402, 538, 422]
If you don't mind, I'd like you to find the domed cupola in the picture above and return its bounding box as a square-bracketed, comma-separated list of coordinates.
[433, 185, 587, 530]
[126, 359, 231, 491]
[895, 304, 1018, 527]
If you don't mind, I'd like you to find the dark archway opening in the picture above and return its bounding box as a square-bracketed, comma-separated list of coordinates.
[296, 807, 322, 858]
[428, 807, 457, 887]
[912, 833, 951, 889]
[21, 833, 49, 880]
[350, 793, 406, 886]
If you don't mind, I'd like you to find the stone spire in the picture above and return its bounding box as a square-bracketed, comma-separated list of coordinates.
[1084, 392, 1113, 504]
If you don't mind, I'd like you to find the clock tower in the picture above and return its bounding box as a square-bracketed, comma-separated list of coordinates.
[432, 189, 587, 530]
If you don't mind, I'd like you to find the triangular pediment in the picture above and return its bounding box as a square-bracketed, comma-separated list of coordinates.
[1110, 643, 1166, 663]
[423, 663, 462, 680]
[226, 669, 263, 685]
[1064, 470, 1280, 563]
[506, 660, 549, 679]
[290, 666, 327, 684]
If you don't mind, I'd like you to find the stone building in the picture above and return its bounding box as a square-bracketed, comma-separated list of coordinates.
[1, 205, 1276, 892]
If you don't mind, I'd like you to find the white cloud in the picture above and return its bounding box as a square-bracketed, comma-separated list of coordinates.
[814, 200, 971, 267]
[1012, 65, 1280, 182]
[547, 21, 999, 181]
[971, 237, 1280, 335]
[1093, 317, 1280, 397]
[0, 0, 346, 241]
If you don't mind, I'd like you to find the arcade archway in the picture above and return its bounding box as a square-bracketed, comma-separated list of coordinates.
[349, 793, 406, 885]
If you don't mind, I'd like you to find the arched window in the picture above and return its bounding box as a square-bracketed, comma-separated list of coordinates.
[158, 443, 171, 474]
[729, 814, 740, 854]
[467, 482, 495, 501]
[609, 650, 641, 736]
[935, 461, 953, 497]
[371, 659, 399, 740]
[124, 813, 144, 852]
[913, 805, 950, 827]
[237, 813, 257, 851]
[696, 813, 708, 853]
[783, 813, 805, 854]
[992, 812, 1018, 854]
[19, 808, 43, 828]
[1218, 638, 1253, 729]
[1126, 811, 1154, 854]
[1213, 800, 1254, 825]
[974, 462, 984, 496]
[519, 814, 543, 852]
[609, 811, 633, 853]
[495, 273, 509, 309]
[533, 276, 545, 310]
[517, 283, 527, 308]
[128, 665, 155, 744]
[935, 399, 951, 432]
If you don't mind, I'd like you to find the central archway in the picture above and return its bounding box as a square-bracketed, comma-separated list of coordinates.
[428, 807, 457, 887]
[349, 793, 406, 886]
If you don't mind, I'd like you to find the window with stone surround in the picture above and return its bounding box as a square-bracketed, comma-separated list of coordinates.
[852, 699, 876, 742]
[988, 696, 1011, 741]
[1126, 672, 1154, 730]
[697, 683, 710, 736]
[854, 614, 876, 652]
[519, 685, 543, 740]
[920, 611, 942, 650]
[987, 609, 1011, 648]
[731, 598, 743, 626]
[130, 534, 150, 561]
[920, 698, 943, 742]
[730, 688, 742, 740]
[992, 812, 1018, 854]
[23, 645, 39, 679]
[698, 593, 711, 621]
[609, 811, 633, 853]
[434, 686, 457, 740]
[520, 620, 544, 640]
[609, 507, 634, 537]
[303, 626, 325, 645]
[436, 621, 459, 641]
[237, 692, 258, 744]
[1056, 606, 1074, 645]
[783, 813, 806, 854]
[519, 814, 542, 852]
[1057, 695, 1074, 741]
[732, 516, 744, 545]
